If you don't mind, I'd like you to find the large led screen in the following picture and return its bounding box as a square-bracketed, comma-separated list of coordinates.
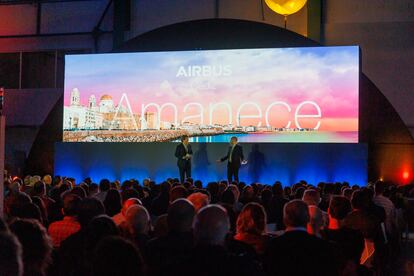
[63, 46, 359, 143]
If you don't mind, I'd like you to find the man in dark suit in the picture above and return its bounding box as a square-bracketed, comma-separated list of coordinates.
[175, 135, 192, 183]
[264, 199, 339, 276]
[217, 136, 244, 183]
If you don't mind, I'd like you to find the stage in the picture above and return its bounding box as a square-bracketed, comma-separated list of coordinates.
[54, 142, 367, 186]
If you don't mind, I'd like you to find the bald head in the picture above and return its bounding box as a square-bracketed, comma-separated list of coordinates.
[121, 198, 142, 216]
[125, 205, 151, 235]
[302, 189, 320, 206]
[168, 199, 195, 232]
[283, 200, 310, 228]
[187, 193, 209, 213]
[194, 205, 230, 245]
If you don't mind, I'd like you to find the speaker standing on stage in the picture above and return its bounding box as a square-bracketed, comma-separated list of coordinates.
[217, 136, 245, 183]
[175, 135, 192, 183]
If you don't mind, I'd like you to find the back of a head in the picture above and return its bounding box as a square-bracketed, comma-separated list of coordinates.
[228, 184, 240, 202]
[77, 198, 105, 228]
[103, 189, 122, 216]
[294, 187, 306, 199]
[342, 188, 354, 200]
[374, 181, 386, 195]
[63, 193, 81, 217]
[71, 186, 87, 199]
[261, 189, 273, 203]
[187, 192, 209, 213]
[236, 202, 266, 235]
[121, 198, 142, 215]
[302, 189, 320, 206]
[160, 181, 171, 195]
[125, 205, 151, 235]
[283, 200, 310, 228]
[42, 175, 52, 186]
[329, 196, 351, 220]
[89, 183, 99, 194]
[99, 179, 111, 192]
[194, 180, 202, 189]
[221, 189, 235, 205]
[79, 183, 90, 196]
[93, 236, 143, 276]
[0, 232, 23, 276]
[9, 219, 52, 275]
[6, 192, 32, 218]
[121, 189, 140, 203]
[194, 205, 230, 245]
[86, 215, 119, 250]
[13, 202, 42, 223]
[167, 199, 195, 232]
[272, 182, 283, 196]
[153, 214, 169, 238]
[32, 181, 46, 196]
[169, 185, 188, 203]
[207, 182, 219, 197]
[323, 183, 335, 195]
[351, 190, 369, 211]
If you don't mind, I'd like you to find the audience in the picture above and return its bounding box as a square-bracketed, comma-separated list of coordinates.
[0, 174, 411, 276]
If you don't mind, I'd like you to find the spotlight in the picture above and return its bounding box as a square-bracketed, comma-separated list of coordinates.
[402, 171, 409, 180]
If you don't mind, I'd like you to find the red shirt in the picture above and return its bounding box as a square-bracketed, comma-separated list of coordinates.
[48, 216, 81, 247]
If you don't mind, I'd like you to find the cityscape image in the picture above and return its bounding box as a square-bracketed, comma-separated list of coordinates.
[63, 46, 359, 143]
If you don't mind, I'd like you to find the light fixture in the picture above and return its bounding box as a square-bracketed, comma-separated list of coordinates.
[265, 0, 307, 28]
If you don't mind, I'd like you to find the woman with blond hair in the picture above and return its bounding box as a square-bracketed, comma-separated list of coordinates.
[234, 202, 270, 254]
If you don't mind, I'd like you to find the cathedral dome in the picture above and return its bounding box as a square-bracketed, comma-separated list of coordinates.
[100, 94, 113, 101]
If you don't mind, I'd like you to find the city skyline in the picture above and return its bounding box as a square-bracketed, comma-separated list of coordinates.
[63, 46, 359, 142]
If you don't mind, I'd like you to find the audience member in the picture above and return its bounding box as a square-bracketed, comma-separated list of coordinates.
[264, 200, 338, 276]
[234, 202, 269, 254]
[321, 196, 365, 274]
[93, 236, 144, 276]
[146, 199, 195, 274]
[0, 232, 23, 276]
[187, 192, 209, 213]
[113, 198, 142, 226]
[103, 189, 122, 217]
[95, 179, 111, 202]
[48, 193, 81, 247]
[124, 205, 151, 256]
[9, 219, 52, 276]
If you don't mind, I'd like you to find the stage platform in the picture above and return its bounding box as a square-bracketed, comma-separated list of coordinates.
[54, 142, 367, 186]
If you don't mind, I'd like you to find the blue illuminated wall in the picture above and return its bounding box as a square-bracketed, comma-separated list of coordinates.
[54, 143, 367, 186]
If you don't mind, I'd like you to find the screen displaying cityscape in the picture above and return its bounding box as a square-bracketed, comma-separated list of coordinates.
[63, 46, 359, 143]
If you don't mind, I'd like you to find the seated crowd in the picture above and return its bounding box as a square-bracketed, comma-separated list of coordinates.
[1, 174, 413, 276]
